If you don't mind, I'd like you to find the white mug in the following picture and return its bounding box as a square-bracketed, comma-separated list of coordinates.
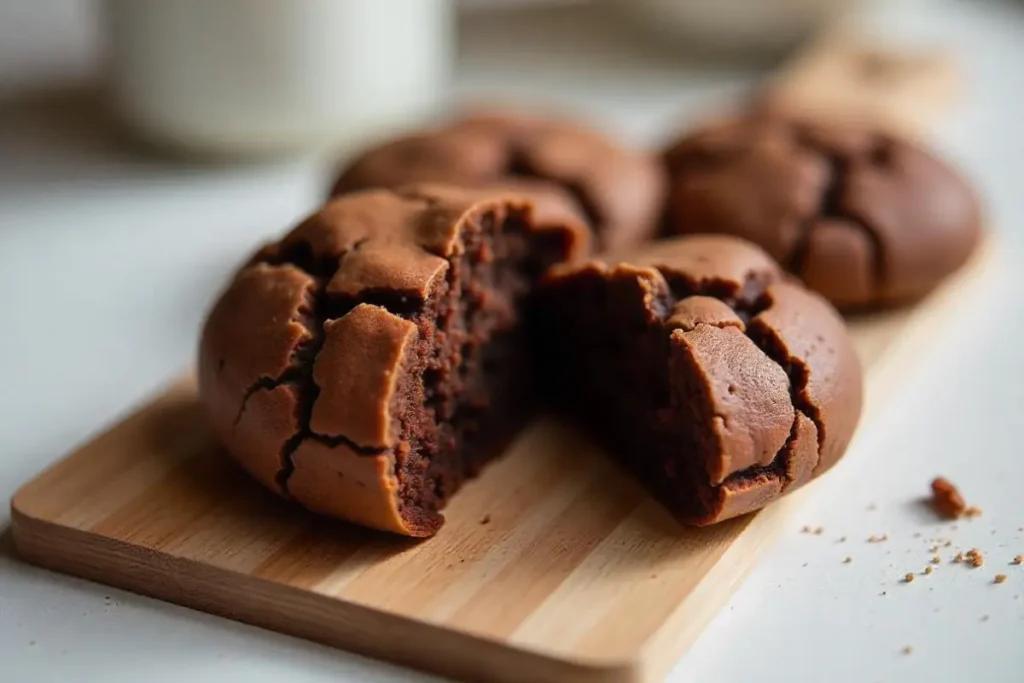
[102, 0, 454, 157]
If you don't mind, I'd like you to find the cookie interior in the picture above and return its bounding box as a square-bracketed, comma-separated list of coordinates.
[382, 209, 575, 534]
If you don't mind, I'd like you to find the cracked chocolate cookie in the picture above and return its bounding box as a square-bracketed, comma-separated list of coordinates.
[533, 235, 863, 524]
[661, 114, 982, 310]
[329, 110, 667, 252]
[198, 184, 589, 537]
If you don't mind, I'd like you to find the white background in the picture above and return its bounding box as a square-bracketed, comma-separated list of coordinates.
[1, 1, 1023, 681]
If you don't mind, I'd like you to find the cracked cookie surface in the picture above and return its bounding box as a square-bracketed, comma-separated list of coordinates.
[533, 235, 863, 524]
[198, 184, 589, 537]
[661, 114, 982, 310]
[329, 109, 667, 252]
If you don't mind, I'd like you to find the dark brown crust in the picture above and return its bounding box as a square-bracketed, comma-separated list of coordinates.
[661, 113, 982, 310]
[330, 110, 667, 252]
[537, 235, 863, 524]
[198, 184, 589, 537]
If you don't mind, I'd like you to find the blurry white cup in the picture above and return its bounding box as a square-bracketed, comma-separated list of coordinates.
[101, 0, 454, 157]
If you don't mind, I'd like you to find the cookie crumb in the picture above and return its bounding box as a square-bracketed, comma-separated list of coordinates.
[953, 552, 964, 563]
[923, 566, 934, 575]
[868, 534, 889, 543]
[902, 645, 913, 655]
[904, 572, 915, 583]
[965, 506, 982, 519]
[994, 574, 1007, 584]
[1012, 555, 1023, 565]
[930, 555, 942, 565]
[843, 556, 853, 564]
[813, 526, 824, 535]
[966, 548, 984, 567]
[930, 477, 966, 518]
[479, 514, 491, 525]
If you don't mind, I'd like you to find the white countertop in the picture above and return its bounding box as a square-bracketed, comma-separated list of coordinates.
[2, 1, 1024, 681]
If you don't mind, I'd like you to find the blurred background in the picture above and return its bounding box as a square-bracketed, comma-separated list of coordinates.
[2, 1, 1024, 682]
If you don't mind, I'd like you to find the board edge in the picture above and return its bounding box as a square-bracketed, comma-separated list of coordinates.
[8, 503, 644, 683]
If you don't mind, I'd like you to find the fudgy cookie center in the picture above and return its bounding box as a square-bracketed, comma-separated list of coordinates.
[389, 210, 553, 531]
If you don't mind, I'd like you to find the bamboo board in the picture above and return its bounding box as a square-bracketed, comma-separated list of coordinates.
[9, 236, 996, 683]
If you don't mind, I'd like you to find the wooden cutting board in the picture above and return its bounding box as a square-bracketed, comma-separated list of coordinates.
[8, 30, 980, 683]
[9, 234, 996, 683]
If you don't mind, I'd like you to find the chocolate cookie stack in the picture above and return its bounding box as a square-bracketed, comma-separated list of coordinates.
[197, 105, 981, 536]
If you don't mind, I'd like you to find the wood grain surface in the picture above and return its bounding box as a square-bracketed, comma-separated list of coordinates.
[10, 236, 995, 683]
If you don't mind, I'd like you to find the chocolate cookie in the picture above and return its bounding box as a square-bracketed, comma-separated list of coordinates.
[198, 184, 589, 537]
[329, 110, 666, 252]
[661, 114, 982, 310]
[533, 235, 863, 524]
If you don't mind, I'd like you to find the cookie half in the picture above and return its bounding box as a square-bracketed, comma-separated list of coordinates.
[534, 235, 863, 524]
[198, 184, 589, 536]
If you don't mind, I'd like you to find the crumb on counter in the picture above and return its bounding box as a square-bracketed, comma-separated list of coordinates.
[994, 574, 1007, 584]
[1011, 555, 1023, 565]
[868, 534, 889, 543]
[930, 477, 967, 518]
[966, 548, 984, 568]
[931, 555, 942, 565]
[964, 506, 982, 519]
[843, 556, 853, 564]
[904, 572, 915, 583]
[923, 566, 934, 575]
